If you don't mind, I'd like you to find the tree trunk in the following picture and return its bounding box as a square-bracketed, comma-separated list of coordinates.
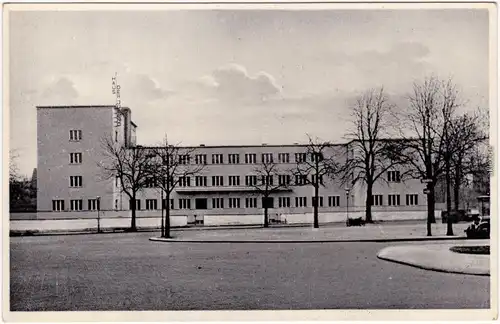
[365, 182, 373, 223]
[161, 191, 164, 237]
[264, 205, 269, 228]
[165, 202, 171, 238]
[130, 195, 137, 232]
[446, 158, 454, 236]
[313, 184, 319, 228]
[426, 185, 435, 236]
[453, 164, 461, 213]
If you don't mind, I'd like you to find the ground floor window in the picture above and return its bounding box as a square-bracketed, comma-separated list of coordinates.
[70, 199, 83, 211]
[146, 199, 158, 210]
[388, 194, 401, 206]
[129, 199, 141, 210]
[52, 199, 65, 211]
[295, 196, 307, 207]
[312, 196, 324, 207]
[162, 199, 175, 210]
[245, 197, 257, 208]
[371, 195, 383, 206]
[179, 199, 191, 209]
[88, 199, 100, 211]
[278, 197, 291, 208]
[328, 196, 340, 207]
[406, 194, 418, 206]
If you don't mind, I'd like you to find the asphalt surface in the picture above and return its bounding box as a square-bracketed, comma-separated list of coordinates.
[10, 231, 490, 311]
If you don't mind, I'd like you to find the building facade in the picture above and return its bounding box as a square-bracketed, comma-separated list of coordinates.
[36, 105, 433, 226]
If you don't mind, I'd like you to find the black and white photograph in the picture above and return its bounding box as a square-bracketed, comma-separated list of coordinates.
[5, 2, 497, 321]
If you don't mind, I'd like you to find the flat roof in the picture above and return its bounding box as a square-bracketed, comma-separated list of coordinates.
[36, 105, 118, 109]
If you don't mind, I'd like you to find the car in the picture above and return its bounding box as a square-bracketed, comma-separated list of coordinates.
[465, 209, 480, 222]
[465, 219, 490, 239]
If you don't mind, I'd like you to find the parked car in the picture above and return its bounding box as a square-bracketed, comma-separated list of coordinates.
[441, 210, 466, 223]
[465, 208, 480, 222]
[465, 217, 490, 239]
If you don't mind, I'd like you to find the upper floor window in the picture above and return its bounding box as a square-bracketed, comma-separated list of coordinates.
[260, 175, 274, 186]
[212, 198, 224, 209]
[229, 175, 240, 186]
[310, 152, 324, 163]
[212, 175, 224, 186]
[69, 153, 82, 164]
[295, 175, 308, 186]
[69, 130, 82, 141]
[69, 176, 83, 188]
[245, 153, 257, 164]
[179, 155, 190, 165]
[387, 170, 401, 182]
[295, 153, 307, 163]
[195, 176, 207, 187]
[178, 176, 191, 187]
[195, 154, 207, 165]
[311, 174, 324, 185]
[228, 198, 241, 208]
[212, 154, 224, 164]
[52, 199, 65, 211]
[245, 175, 257, 186]
[261, 153, 273, 163]
[228, 154, 240, 164]
[278, 174, 291, 186]
[278, 153, 290, 163]
[144, 177, 157, 188]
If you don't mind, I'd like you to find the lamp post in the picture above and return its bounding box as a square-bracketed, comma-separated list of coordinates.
[345, 188, 350, 224]
[96, 196, 101, 233]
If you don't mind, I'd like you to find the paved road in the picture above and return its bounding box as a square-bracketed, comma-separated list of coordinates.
[10, 232, 489, 311]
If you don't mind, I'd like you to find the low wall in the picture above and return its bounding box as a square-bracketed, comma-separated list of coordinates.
[204, 214, 263, 226]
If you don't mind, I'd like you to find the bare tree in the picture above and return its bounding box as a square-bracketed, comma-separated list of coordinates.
[342, 87, 400, 223]
[150, 136, 205, 238]
[99, 135, 152, 231]
[250, 158, 291, 227]
[294, 135, 342, 228]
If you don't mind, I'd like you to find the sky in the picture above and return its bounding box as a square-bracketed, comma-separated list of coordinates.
[9, 7, 490, 176]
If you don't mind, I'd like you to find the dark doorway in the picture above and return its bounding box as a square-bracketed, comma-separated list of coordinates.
[195, 198, 208, 210]
[262, 197, 274, 209]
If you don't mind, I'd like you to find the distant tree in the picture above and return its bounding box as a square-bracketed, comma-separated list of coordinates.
[99, 135, 152, 231]
[294, 135, 342, 228]
[250, 158, 291, 227]
[9, 150, 36, 212]
[342, 87, 400, 223]
[150, 136, 205, 238]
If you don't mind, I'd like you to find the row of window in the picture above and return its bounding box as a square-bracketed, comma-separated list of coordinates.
[52, 199, 100, 211]
[371, 194, 418, 206]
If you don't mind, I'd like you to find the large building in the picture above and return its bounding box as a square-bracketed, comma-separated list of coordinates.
[36, 105, 434, 227]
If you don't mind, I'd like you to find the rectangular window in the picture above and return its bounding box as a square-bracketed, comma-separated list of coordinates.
[295, 196, 307, 207]
[228, 154, 240, 164]
[195, 154, 207, 165]
[70, 199, 83, 211]
[229, 198, 241, 208]
[69, 130, 82, 141]
[295, 175, 308, 186]
[328, 196, 340, 207]
[195, 176, 207, 187]
[179, 198, 191, 209]
[388, 194, 401, 206]
[245, 175, 257, 186]
[295, 153, 307, 163]
[162, 199, 175, 210]
[371, 195, 384, 206]
[52, 199, 65, 211]
[388, 170, 401, 182]
[179, 155, 190, 165]
[278, 197, 291, 208]
[212, 154, 224, 164]
[229, 175, 240, 186]
[212, 175, 224, 186]
[88, 199, 100, 211]
[311, 174, 324, 185]
[245, 153, 257, 164]
[146, 199, 158, 210]
[278, 153, 289, 163]
[406, 194, 419, 206]
[310, 152, 324, 163]
[261, 153, 273, 163]
[312, 196, 324, 207]
[129, 199, 141, 210]
[245, 197, 258, 208]
[69, 176, 83, 187]
[260, 175, 274, 186]
[144, 177, 157, 188]
[115, 130, 118, 143]
[212, 198, 224, 209]
[179, 176, 191, 187]
[278, 174, 291, 186]
[69, 153, 82, 164]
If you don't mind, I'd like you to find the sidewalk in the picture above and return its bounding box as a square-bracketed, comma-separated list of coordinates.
[149, 222, 472, 243]
[377, 240, 490, 276]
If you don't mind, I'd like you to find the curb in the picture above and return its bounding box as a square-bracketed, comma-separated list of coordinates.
[149, 236, 469, 244]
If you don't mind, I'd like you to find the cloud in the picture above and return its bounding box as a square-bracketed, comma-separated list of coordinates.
[41, 77, 79, 101]
[127, 74, 173, 102]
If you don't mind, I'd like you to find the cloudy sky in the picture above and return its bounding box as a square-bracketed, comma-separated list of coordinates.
[9, 7, 490, 176]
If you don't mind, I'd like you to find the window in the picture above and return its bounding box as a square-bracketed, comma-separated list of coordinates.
[260, 175, 274, 186]
[328, 196, 340, 207]
[69, 176, 83, 187]
[212, 154, 224, 164]
[311, 152, 324, 163]
[179, 155, 190, 165]
[295, 153, 307, 163]
[195, 176, 207, 187]
[278, 153, 289, 163]
[371, 195, 383, 206]
[311, 174, 324, 185]
[115, 199, 118, 210]
[229, 198, 241, 208]
[245, 175, 257, 186]
[179, 198, 191, 209]
[52, 199, 64, 211]
[295, 175, 308, 186]
[146, 199, 158, 210]
[212, 198, 224, 209]
[88, 199, 100, 211]
[262, 197, 274, 209]
[69, 130, 82, 141]
[144, 177, 157, 188]
[388, 170, 401, 182]
[279, 197, 291, 208]
[245, 197, 257, 208]
[228, 154, 240, 164]
[70, 199, 83, 211]
[295, 196, 307, 207]
[195, 154, 207, 165]
[229, 175, 240, 186]
[312, 196, 324, 207]
[245, 153, 257, 164]
[212, 176, 224, 186]
[261, 153, 273, 163]
[115, 130, 118, 143]
[278, 174, 291, 186]
[69, 153, 82, 164]
[406, 194, 419, 206]
[388, 194, 401, 206]
[129, 199, 141, 210]
[179, 176, 191, 187]
[115, 176, 120, 187]
[162, 199, 175, 210]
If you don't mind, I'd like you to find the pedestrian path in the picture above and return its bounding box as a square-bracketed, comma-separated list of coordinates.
[377, 240, 490, 276]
